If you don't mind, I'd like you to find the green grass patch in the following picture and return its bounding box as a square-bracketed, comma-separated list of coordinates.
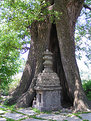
[54, 112, 60, 115]
[28, 115, 46, 120]
[42, 111, 52, 114]
[72, 113, 82, 119]
[2, 104, 16, 111]
[48, 119, 57, 121]
[0, 107, 7, 111]
[6, 118, 15, 121]
[72, 111, 91, 114]
[32, 108, 41, 114]
[83, 120, 89, 121]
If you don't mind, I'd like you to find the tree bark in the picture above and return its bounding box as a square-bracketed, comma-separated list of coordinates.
[8, 39, 36, 105]
[15, 20, 52, 108]
[7, 0, 90, 112]
[54, 0, 89, 111]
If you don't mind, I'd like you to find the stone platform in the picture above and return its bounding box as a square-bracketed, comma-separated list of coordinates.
[0, 104, 91, 121]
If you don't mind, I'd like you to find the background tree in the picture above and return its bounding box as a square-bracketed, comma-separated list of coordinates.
[0, 23, 21, 95]
[75, 0, 91, 65]
[0, 0, 91, 112]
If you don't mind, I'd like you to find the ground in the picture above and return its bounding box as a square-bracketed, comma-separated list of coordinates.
[0, 96, 91, 121]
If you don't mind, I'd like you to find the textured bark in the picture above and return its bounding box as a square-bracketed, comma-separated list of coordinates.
[7, 0, 90, 111]
[49, 24, 72, 106]
[15, 20, 52, 107]
[8, 39, 36, 105]
[54, 0, 89, 111]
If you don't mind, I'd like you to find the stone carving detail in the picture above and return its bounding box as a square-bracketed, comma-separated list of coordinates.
[33, 49, 62, 111]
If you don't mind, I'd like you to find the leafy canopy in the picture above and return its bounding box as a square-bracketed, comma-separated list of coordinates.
[0, 0, 53, 94]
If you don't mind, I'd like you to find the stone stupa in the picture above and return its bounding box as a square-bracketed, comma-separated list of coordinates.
[33, 49, 62, 111]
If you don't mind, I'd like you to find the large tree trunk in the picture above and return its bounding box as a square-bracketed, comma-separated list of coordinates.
[7, 0, 90, 112]
[54, 0, 89, 112]
[14, 20, 52, 108]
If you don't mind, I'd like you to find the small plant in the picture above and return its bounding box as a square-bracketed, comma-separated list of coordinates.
[2, 104, 16, 111]
[29, 115, 46, 120]
[42, 111, 52, 114]
[73, 113, 82, 119]
[82, 80, 91, 100]
[83, 120, 89, 121]
[32, 108, 40, 114]
[6, 118, 15, 121]
[54, 112, 60, 115]
[48, 119, 57, 121]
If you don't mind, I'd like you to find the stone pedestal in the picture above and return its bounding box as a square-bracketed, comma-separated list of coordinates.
[34, 49, 62, 111]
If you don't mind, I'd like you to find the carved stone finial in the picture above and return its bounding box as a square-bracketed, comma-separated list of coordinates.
[43, 49, 53, 73]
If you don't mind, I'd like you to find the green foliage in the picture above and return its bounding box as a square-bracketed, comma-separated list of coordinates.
[0, 53, 21, 95]
[73, 113, 82, 119]
[9, 78, 21, 93]
[0, 0, 60, 94]
[0, 0, 59, 30]
[75, 0, 91, 64]
[32, 108, 41, 114]
[83, 120, 89, 121]
[0, 24, 21, 95]
[6, 118, 15, 121]
[0, 28, 21, 94]
[82, 80, 91, 100]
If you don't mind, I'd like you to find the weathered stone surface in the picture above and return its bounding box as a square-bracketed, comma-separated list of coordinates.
[37, 114, 66, 121]
[0, 105, 6, 109]
[61, 108, 73, 113]
[35, 72, 61, 90]
[37, 113, 83, 121]
[35, 49, 61, 90]
[65, 115, 82, 121]
[0, 107, 91, 121]
[2, 112, 27, 120]
[0, 118, 6, 121]
[0, 110, 6, 114]
[34, 50, 62, 111]
[22, 118, 47, 121]
[36, 90, 61, 111]
[79, 113, 91, 120]
[18, 109, 37, 115]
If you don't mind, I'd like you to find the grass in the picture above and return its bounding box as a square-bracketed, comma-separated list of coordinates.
[28, 115, 46, 120]
[48, 119, 57, 121]
[0, 107, 7, 111]
[54, 112, 60, 115]
[17, 117, 28, 121]
[72, 113, 82, 119]
[8, 79, 20, 94]
[2, 104, 16, 112]
[42, 111, 52, 114]
[78, 111, 91, 114]
[6, 118, 15, 121]
[83, 120, 89, 121]
[32, 108, 41, 114]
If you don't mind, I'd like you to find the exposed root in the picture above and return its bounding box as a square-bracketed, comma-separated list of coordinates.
[15, 77, 37, 108]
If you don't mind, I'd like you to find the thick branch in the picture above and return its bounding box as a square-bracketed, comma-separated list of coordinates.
[22, 47, 30, 50]
[83, 4, 91, 11]
[10, 46, 30, 50]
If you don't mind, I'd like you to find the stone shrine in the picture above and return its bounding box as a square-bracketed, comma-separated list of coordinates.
[34, 49, 62, 111]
